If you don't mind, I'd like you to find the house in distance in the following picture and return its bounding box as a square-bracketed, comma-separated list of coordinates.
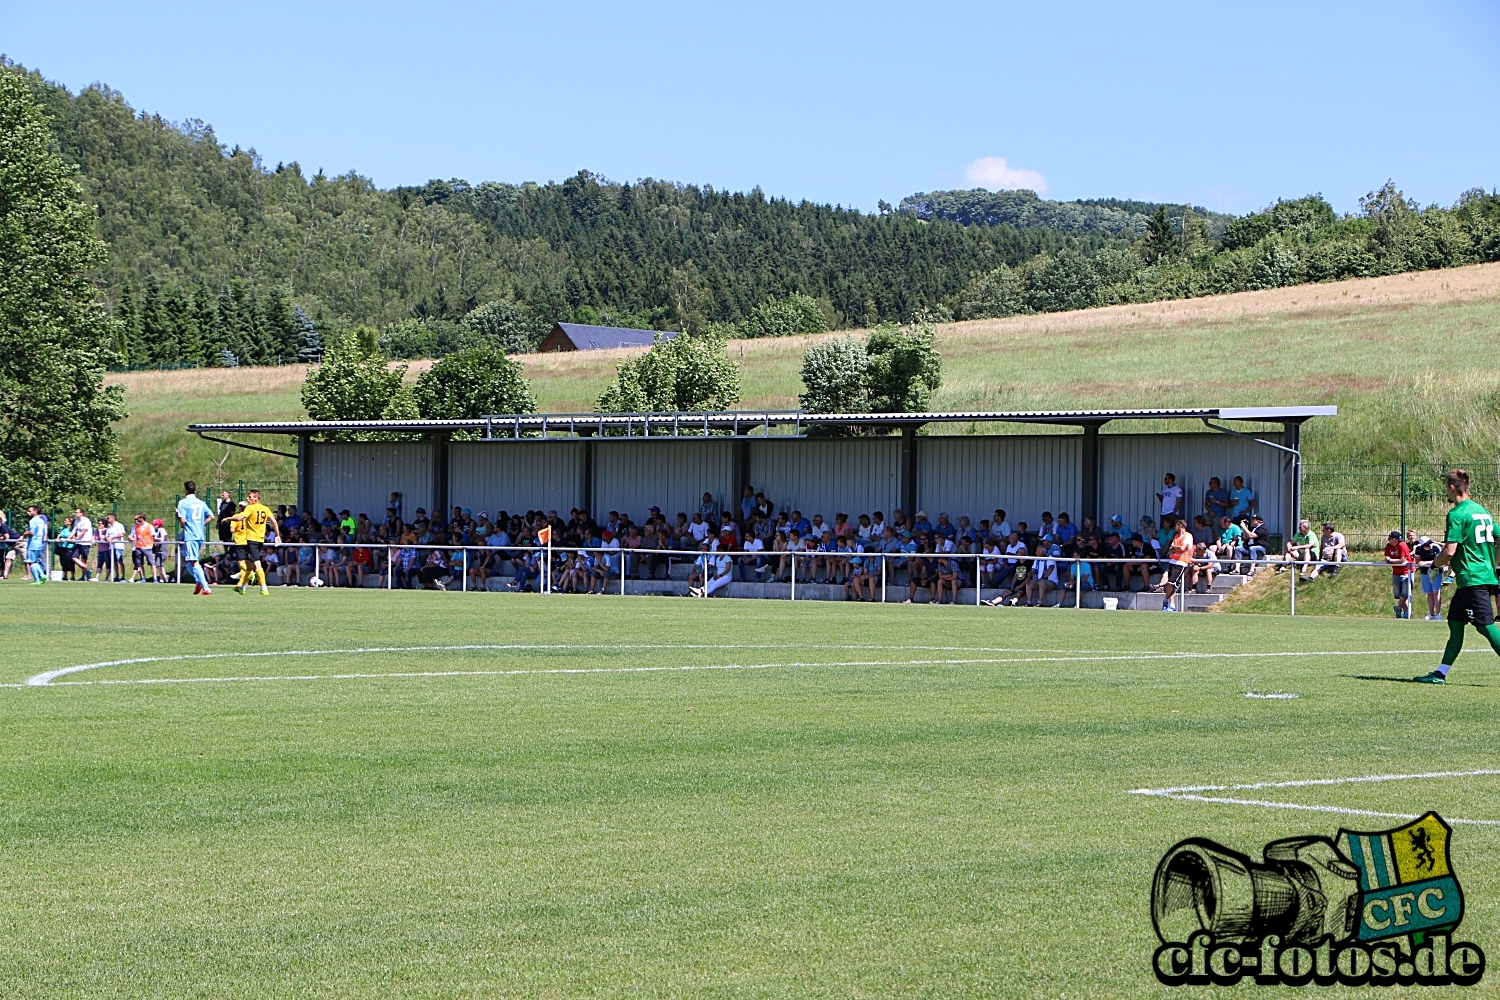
[538, 323, 678, 352]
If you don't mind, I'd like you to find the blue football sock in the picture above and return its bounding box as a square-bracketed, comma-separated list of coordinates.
[191, 563, 208, 588]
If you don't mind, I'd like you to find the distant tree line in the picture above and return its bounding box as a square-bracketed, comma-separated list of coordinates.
[4, 57, 1499, 373]
[952, 186, 1500, 320]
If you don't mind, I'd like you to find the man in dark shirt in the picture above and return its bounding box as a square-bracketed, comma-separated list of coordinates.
[1099, 532, 1127, 591]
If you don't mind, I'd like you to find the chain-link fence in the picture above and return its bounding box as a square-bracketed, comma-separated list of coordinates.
[1302, 462, 1500, 550]
[3, 480, 298, 537]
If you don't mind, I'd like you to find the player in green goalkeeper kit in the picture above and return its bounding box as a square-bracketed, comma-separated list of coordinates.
[1416, 468, 1500, 683]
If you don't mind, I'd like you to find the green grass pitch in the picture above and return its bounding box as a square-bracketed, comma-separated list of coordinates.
[2, 582, 1498, 998]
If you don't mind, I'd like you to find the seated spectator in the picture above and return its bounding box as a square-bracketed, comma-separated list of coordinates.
[1054, 512, 1078, 549]
[1189, 542, 1220, 592]
[1214, 516, 1246, 573]
[349, 537, 374, 587]
[847, 537, 878, 601]
[1075, 514, 1101, 550]
[1190, 515, 1213, 547]
[1308, 522, 1347, 579]
[1038, 511, 1056, 542]
[912, 510, 933, 535]
[775, 530, 806, 582]
[1097, 532, 1126, 591]
[1122, 534, 1155, 592]
[904, 539, 935, 603]
[741, 529, 768, 580]
[698, 492, 719, 523]
[933, 549, 961, 605]
[1244, 515, 1270, 572]
[1279, 518, 1318, 578]
[1060, 554, 1094, 598]
[992, 509, 1011, 538]
[418, 549, 451, 590]
[1023, 543, 1058, 607]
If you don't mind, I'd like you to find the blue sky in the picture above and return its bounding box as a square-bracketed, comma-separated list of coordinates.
[4, 0, 1496, 215]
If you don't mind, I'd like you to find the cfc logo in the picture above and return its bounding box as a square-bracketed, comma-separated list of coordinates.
[1150, 813, 1485, 987]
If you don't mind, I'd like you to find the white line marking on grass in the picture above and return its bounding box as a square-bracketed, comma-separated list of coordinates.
[1130, 769, 1500, 827]
[1245, 692, 1299, 699]
[23, 643, 1070, 686]
[16, 645, 1445, 688]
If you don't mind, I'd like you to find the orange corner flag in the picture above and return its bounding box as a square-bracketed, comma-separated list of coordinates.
[537, 525, 552, 545]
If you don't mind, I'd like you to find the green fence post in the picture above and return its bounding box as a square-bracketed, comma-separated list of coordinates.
[1400, 462, 1406, 537]
[237, 480, 245, 503]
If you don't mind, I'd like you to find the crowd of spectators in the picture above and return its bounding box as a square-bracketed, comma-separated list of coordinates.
[157, 473, 1283, 604]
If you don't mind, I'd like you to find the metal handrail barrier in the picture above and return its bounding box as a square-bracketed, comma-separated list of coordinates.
[15, 537, 1412, 614]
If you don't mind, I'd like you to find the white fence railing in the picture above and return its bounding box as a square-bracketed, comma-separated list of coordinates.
[12, 537, 1396, 614]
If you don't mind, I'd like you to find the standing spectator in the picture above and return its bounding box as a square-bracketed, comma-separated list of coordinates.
[1230, 476, 1256, 520]
[1161, 518, 1194, 612]
[740, 485, 756, 522]
[106, 513, 128, 581]
[72, 508, 93, 581]
[1413, 533, 1446, 620]
[1203, 477, 1230, 524]
[129, 514, 156, 583]
[1385, 529, 1415, 619]
[0, 512, 18, 579]
[1157, 473, 1184, 522]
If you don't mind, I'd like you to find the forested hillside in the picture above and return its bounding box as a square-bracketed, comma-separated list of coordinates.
[5, 57, 1499, 371]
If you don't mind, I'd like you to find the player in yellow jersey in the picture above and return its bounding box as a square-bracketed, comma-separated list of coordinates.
[229, 489, 279, 595]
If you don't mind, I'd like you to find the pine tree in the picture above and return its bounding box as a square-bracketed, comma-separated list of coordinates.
[262, 284, 300, 362]
[166, 285, 201, 365]
[113, 281, 142, 367]
[193, 282, 220, 364]
[0, 72, 126, 507]
[140, 274, 179, 364]
[218, 281, 246, 364]
[295, 306, 322, 362]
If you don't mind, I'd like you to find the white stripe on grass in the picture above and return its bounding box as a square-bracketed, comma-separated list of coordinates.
[1130, 768, 1500, 827]
[13, 645, 1444, 688]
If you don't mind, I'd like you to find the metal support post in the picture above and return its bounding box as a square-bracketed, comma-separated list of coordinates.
[881, 553, 887, 603]
[462, 548, 468, 592]
[790, 551, 796, 601]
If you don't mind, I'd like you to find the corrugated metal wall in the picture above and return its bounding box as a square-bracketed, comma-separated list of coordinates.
[449, 441, 583, 515]
[309, 442, 433, 520]
[594, 440, 735, 519]
[918, 436, 1082, 528]
[749, 438, 900, 520]
[305, 431, 1291, 534]
[1099, 433, 1287, 534]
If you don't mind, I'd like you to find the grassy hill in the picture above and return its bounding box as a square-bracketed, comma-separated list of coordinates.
[108, 263, 1500, 513]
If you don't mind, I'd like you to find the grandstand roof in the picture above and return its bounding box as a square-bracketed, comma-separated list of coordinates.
[189, 405, 1335, 439]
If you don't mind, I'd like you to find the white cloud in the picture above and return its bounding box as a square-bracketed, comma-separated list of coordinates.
[963, 156, 1048, 195]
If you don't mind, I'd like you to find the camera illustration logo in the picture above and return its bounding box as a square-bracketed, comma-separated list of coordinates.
[1151, 812, 1486, 986]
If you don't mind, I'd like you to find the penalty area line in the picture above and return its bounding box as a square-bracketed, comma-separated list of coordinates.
[1129, 768, 1500, 827]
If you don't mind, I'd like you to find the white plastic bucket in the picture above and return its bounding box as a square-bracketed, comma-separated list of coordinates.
[1101, 597, 1119, 611]
[49, 570, 64, 582]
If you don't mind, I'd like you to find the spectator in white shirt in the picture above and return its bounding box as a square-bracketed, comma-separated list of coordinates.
[1157, 473, 1184, 521]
